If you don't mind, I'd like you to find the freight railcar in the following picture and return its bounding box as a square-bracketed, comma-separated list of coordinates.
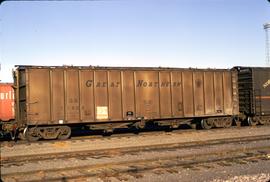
[0, 83, 15, 137]
[235, 66, 270, 125]
[13, 65, 239, 141]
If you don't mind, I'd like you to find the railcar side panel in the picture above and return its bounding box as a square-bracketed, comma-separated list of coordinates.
[51, 69, 65, 122]
[223, 72, 233, 114]
[204, 72, 215, 115]
[214, 72, 224, 114]
[122, 71, 135, 120]
[193, 71, 204, 116]
[66, 70, 80, 122]
[159, 71, 172, 118]
[171, 72, 183, 117]
[108, 71, 122, 120]
[94, 71, 109, 120]
[80, 70, 95, 121]
[182, 71, 194, 117]
[135, 71, 159, 119]
[27, 69, 50, 124]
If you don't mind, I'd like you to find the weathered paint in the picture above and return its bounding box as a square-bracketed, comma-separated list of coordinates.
[14, 66, 239, 126]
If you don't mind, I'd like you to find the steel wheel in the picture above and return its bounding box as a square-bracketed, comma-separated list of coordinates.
[258, 118, 266, 125]
[201, 119, 212, 129]
[247, 117, 257, 126]
[25, 127, 40, 142]
[224, 120, 232, 128]
[58, 126, 71, 140]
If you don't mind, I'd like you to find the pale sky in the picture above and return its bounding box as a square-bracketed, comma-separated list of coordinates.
[0, 0, 270, 82]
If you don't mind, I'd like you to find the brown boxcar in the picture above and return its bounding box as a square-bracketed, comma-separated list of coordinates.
[235, 66, 270, 125]
[14, 66, 239, 140]
[0, 83, 14, 121]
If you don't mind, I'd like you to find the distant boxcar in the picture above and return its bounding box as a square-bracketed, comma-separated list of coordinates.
[236, 66, 270, 125]
[0, 83, 15, 137]
[0, 83, 14, 121]
[13, 66, 239, 141]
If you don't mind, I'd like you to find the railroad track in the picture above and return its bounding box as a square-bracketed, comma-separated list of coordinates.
[1, 134, 270, 165]
[1, 124, 204, 144]
[0, 125, 267, 147]
[1, 134, 270, 182]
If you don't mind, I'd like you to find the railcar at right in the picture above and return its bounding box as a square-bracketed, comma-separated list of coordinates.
[235, 66, 270, 125]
